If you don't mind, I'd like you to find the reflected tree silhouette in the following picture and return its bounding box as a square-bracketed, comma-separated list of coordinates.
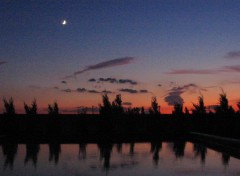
[49, 143, 61, 164]
[2, 143, 18, 170]
[24, 144, 40, 167]
[173, 141, 186, 158]
[129, 143, 135, 156]
[97, 143, 113, 171]
[79, 143, 87, 160]
[193, 143, 207, 164]
[222, 153, 230, 166]
[116, 143, 122, 154]
[150, 141, 162, 166]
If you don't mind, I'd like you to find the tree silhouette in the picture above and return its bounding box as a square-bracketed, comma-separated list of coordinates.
[149, 96, 160, 115]
[112, 94, 124, 115]
[215, 92, 235, 115]
[48, 102, 59, 115]
[192, 96, 206, 115]
[99, 93, 112, 115]
[24, 99, 37, 115]
[99, 94, 124, 115]
[126, 107, 141, 115]
[237, 102, 240, 114]
[3, 97, 15, 115]
[172, 103, 183, 116]
[184, 107, 190, 115]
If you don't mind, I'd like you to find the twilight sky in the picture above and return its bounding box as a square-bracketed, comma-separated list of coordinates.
[1, 0, 240, 113]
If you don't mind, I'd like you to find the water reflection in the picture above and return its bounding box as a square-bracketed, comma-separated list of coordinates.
[150, 141, 162, 166]
[49, 143, 61, 164]
[173, 141, 186, 158]
[24, 144, 40, 167]
[1, 143, 18, 169]
[222, 153, 230, 166]
[0, 141, 240, 175]
[97, 143, 113, 171]
[78, 143, 87, 160]
[193, 143, 207, 164]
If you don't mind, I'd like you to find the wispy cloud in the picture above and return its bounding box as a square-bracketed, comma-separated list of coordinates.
[61, 81, 67, 84]
[223, 65, 240, 72]
[65, 57, 134, 78]
[0, 61, 7, 66]
[225, 51, 240, 59]
[62, 88, 71, 92]
[166, 65, 240, 75]
[166, 69, 218, 74]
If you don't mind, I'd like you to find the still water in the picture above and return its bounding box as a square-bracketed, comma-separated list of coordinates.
[0, 141, 239, 176]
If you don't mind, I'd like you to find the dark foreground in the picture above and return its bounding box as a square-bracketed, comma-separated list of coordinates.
[1, 114, 240, 143]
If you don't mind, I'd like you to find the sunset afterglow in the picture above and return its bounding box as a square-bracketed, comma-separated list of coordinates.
[1, 1, 240, 114]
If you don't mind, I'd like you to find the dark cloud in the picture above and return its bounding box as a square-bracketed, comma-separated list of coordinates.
[123, 102, 132, 106]
[61, 81, 67, 84]
[225, 51, 240, 59]
[95, 77, 137, 85]
[88, 90, 99, 93]
[119, 79, 137, 85]
[66, 57, 134, 78]
[0, 61, 7, 65]
[62, 88, 71, 92]
[139, 89, 149, 93]
[76, 88, 86, 93]
[102, 90, 112, 94]
[88, 78, 96, 82]
[54, 86, 59, 89]
[119, 88, 138, 94]
[158, 84, 162, 87]
[164, 84, 198, 106]
[99, 77, 118, 83]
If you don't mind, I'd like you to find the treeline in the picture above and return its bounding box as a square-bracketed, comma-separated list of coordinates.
[1, 91, 240, 116]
